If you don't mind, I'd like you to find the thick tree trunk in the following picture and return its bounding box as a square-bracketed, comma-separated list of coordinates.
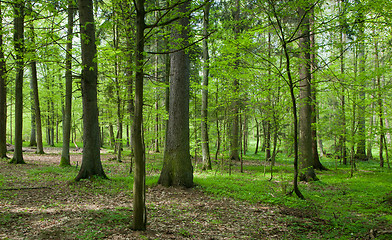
[159, 1, 193, 188]
[10, 2, 25, 164]
[0, 6, 7, 159]
[75, 0, 107, 180]
[201, 2, 211, 170]
[60, 0, 74, 167]
[133, 0, 146, 230]
[298, 4, 317, 181]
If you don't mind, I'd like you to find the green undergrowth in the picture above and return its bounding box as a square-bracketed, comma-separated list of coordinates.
[194, 155, 392, 239]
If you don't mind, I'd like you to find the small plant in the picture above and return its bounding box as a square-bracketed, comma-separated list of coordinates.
[179, 228, 192, 237]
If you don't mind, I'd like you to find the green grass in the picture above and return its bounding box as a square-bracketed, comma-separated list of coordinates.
[3, 146, 392, 239]
[194, 154, 392, 239]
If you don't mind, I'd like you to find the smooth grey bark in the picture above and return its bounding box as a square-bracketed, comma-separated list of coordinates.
[61, 0, 74, 166]
[0, 6, 7, 159]
[298, 3, 317, 181]
[10, 1, 25, 164]
[201, 2, 211, 170]
[158, 0, 193, 188]
[75, 0, 107, 180]
[133, 0, 146, 230]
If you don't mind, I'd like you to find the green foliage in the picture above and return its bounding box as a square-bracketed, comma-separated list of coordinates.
[195, 155, 392, 239]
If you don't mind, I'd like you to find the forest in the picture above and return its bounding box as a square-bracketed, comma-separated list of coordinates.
[1, 0, 392, 239]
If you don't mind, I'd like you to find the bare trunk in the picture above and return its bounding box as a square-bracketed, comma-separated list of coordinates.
[132, 0, 146, 230]
[254, 118, 259, 154]
[60, 0, 74, 166]
[375, 37, 384, 167]
[298, 4, 317, 181]
[230, 0, 240, 162]
[201, 2, 211, 170]
[0, 6, 7, 158]
[159, 1, 193, 188]
[355, 9, 367, 161]
[75, 0, 107, 180]
[10, 2, 25, 164]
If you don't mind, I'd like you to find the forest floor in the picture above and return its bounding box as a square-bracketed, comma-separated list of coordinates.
[0, 147, 392, 239]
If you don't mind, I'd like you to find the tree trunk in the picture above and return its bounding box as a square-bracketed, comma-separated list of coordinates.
[75, 0, 107, 180]
[29, 95, 36, 147]
[133, 0, 146, 230]
[298, 4, 317, 181]
[254, 118, 259, 154]
[29, 22, 44, 154]
[158, 1, 193, 188]
[113, 12, 123, 163]
[355, 7, 367, 161]
[201, 2, 211, 170]
[153, 16, 160, 153]
[230, 0, 240, 162]
[0, 6, 7, 159]
[10, 1, 25, 164]
[338, 4, 347, 164]
[124, 2, 134, 157]
[283, 40, 304, 199]
[375, 37, 384, 167]
[243, 113, 248, 155]
[309, 8, 326, 171]
[109, 124, 115, 148]
[60, 0, 74, 167]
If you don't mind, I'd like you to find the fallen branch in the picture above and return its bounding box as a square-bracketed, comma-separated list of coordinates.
[0, 186, 51, 191]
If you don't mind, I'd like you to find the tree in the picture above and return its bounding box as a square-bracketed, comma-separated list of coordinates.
[354, 0, 367, 161]
[10, 0, 25, 164]
[28, 13, 44, 155]
[201, 1, 212, 170]
[158, 0, 193, 188]
[0, 4, 7, 159]
[61, 0, 75, 166]
[133, 0, 146, 230]
[230, 0, 241, 162]
[75, 0, 107, 180]
[297, 0, 317, 182]
[266, 0, 305, 199]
